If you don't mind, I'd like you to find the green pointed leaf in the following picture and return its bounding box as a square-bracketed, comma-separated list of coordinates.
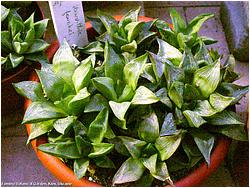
[97, 9, 118, 34]
[119, 6, 141, 27]
[183, 110, 206, 128]
[160, 113, 179, 136]
[36, 69, 65, 102]
[211, 124, 248, 141]
[84, 94, 109, 113]
[125, 21, 144, 42]
[88, 143, 114, 158]
[87, 16, 106, 34]
[22, 102, 66, 124]
[79, 41, 103, 54]
[141, 63, 157, 83]
[180, 48, 198, 73]
[109, 101, 130, 121]
[27, 120, 54, 144]
[201, 36, 217, 45]
[26, 39, 49, 53]
[87, 108, 109, 143]
[207, 110, 244, 126]
[193, 100, 217, 117]
[121, 40, 137, 53]
[155, 133, 182, 161]
[10, 16, 24, 37]
[124, 53, 148, 90]
[138, 112, 159, 143]
[152, 161, 170, 182]
[1, 5, 9, 22]
[169, 8, 186, 33]
[186, 13, 214, 35]
[164, 63, 185, 88]
[72, 58, 94, 93]
[209, 93, 234, 112]
[148, 51, 165, 82]
[112, 157, 145, 185]
[9, 53, 24, 68]
[93, 156, 115, 168]
[38, 142, 81, 159]
[118, 84, 134, 102]
[190, 129, 215, 165]
[91, 77, 117, 101]
[13, 41, 29, 54]
[13, 81, 45, 101]
[53, 39, 79, 84]
[104, 124, 116, 139]
[183, 84, 201, 101]
[24, 12, 34, 29]
[53, 116, 75, 135]
[194, 41, 213, 65]
[193, 60, 220, 98]
[75, 135, 91, 156]
[218, 83, 248, 105]
[132, 172, 154, 187]
[54, 95, 74, 115]
[74, 158, 89, 179]
[157, 38, 182, 66]
[168, 81, 184, 109]
[104, 41, 125, 81]
[119, 136, 147, 158]
[24, 28, 35, 42]
[1, 31, 13, 52]
[141, 154, 157, 173]
[34, 19, 49, 38]
[131, 86, 159, 105]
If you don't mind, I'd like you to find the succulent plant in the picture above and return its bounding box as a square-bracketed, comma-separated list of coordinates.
[14, 7, 248, 186]
[1, 5, 49, 71]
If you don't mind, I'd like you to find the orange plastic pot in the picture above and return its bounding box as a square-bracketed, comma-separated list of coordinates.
[24, 16, 231, 187]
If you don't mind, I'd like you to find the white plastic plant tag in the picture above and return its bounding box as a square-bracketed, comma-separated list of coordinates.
[49, 1, 88, 47]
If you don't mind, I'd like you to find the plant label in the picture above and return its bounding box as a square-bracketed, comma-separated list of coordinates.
[49, 1, 88, 47]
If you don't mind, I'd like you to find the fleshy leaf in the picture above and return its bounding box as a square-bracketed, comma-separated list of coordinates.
[148, 51, 165, 82]
[124, 53, 148, 91]
[152, 161, 171, 182]
[157, 38, 182, 66]
[186, 13, 214, 35]
[118, 84, 134, 102]
[109, 101, 131, 121]
[97, 9, 118, 33]
[74, 158, 89, 179]
[36, 69, 65, 102]
[72, 57, 94, 93]
[27, 120, 54, 144]
[193, 60, 220, 98]
[138, 112, 159, 143]
[87, 108, 109, 143]
[104, 41, 125, 81]
[125, 21, 144, 42]
[112, 157, 145, 185]
[53, 39, 79, 84]
[88, 143, 114, 158]
[183, 110, 206, 128]
[84, 94, 109, 113]
[34, 19, 49, 38]
[93, 156, 115, 168]
[79, 41, 103, 54]
[155, 133, 182, 161]
[164, 63, 185, 88]
[206, 110, 244, 126]
[22, 102, 66, 124]
[218, 83, 248, 105]
[1, 31, 13, 52]
[169, 8, 186, 33]
[193, 100, 217, 117]
[141, 63, 156, 83]
[10, 16, 24, 38]
[131, 86, 159, 105]
[92, 77, 117, 101]
[53, 116, 75, 135]
[194, 41, 213, 65]
[160, 113, 179, 136]
[87, 16, 106, 34]
[121, 40, 137, 53]
[119, 6, 140, 27]
[13, 41, 29, 54]
[68, 87, 90, 115]
[38, 142, 81, 159]
[26, 39, 49, 53]
[119, 136, 147, 158]
[190, 129, 215, 165]
[1, 5, 9, 22]
[141, 154, 157, 173]
[209, 93, 234, 112]
[180, 48, 198, 73]
[9, 53, 24, 68]
[168, 81, 184, 109]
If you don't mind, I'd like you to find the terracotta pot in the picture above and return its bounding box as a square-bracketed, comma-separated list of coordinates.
[1, 2, 44, 116]
[24, 16, 231, 187]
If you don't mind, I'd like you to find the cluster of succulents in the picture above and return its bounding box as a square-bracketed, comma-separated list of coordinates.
[14, 7, 248, 186]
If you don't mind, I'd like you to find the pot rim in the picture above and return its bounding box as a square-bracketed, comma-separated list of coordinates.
[24, 15, 231, 187]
